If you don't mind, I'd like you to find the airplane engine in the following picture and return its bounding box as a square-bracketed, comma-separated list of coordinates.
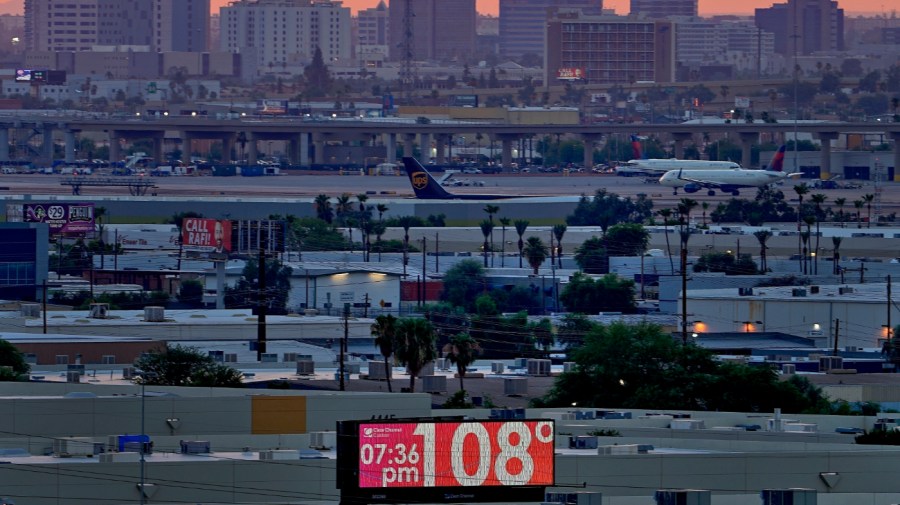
[684, 183, 701, 193]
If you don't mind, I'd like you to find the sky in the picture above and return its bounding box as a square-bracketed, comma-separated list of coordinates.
[203, 0, 880, 16]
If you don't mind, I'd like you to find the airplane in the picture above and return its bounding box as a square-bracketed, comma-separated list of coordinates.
[614, 135, 741, 176]
[658, 145, 801, 196]
[402, 157, 518, 199]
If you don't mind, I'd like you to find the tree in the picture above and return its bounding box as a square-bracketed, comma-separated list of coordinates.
[376, 203, 388, 222]
[397, 216, 418, 272]
[514, 220, 529, 268]
[133, 344, 243, 387]
[441, 259, 486, 312]
[442, 333, 481, 392]
[754, 230, 773, 272]
[841, 58, 864, 77]
[499, 217, 510, 267]
[178, 279, 204, 307]
[832, 236, 843, 275]
[853, 199, 864, 228]
[859, 70, 881, 93]
[864, 193, 875, 228]
[523, 236, 548, 275]
[567, 189, 653, 228]
[559, 272, 636, 314]
[834, 197, 847, 227]
[605, 223, 649, 257]
[303, 46, 332, 97]
[224, 258, 293, 315]
[0, 339, 29, 381]
[371, 315, 399, 393]
[657, 209, 675, 274]
[483, 205, 499, 266]
[395, 318, 437, 393]
[694, 252, 759, 275]
[574, 237, 608, 274]
[479, 220, 494, 268]
[793, 184, 809, 271]
[552, 224, 567, 268]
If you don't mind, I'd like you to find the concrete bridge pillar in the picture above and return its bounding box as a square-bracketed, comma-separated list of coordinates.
[0, 128, 9, 162]
[108, 132, 121, 165]
[738, 131, 759, 168]
[582, 133, 600, 171]
[817, 132, 839, 179]
[297, 133, 310, 166]
[403, 133, 416, 158]
[152, 134, 164, 164]
[498, 134, 517, 170]
[221, 134, 234, 164]
[247, 132, 258, 165]
[434, 135, 447, 165]
[41, 124, 54, 162]
[386, 133, 397, 164]
[419, 133, 431, 161]
[671, 132, 693, 159]
[64, 130, 76, 164]
[181, 132, 192, 162]
[313, 133, 326, 165]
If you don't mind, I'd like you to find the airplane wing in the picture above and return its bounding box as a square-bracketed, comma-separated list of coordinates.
[676, 171, 745, 190]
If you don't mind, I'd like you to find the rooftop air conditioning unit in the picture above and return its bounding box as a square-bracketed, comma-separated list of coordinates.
[563, 362, 577, 373]
[144, 306, 165, 322]
[782, 364, 796, 375]
[179, 440, 211, 454]
[761, 489, 817, 505]
[670, 419, 705, 430]
[513, 357, 529, 369]
[809, 286, 820, 294]
[654, 489, 711, 505]
[738, 287, 753, 296]
[344, 362, 361, 374]
[784, 423, 818, 433]
[504, 377, 528, 396]
[99, 452, 141, 463]
[66, 371, 81, 383]
[101, 355, 116, 365]
[367, 360, 390, 380]
[224, 353, 238, 363]
[544, 492, 602, 505]
[296, 359, 315, 375]
[527, 359, 551, 376]
[569, 436, 599, 450]
[89, 303, 109, 319]
[839, 287, 854, 295]
[20, 303, 40, 318]
[420, 361, 435, 376]
[819, 356, 843, 372]
[598, 444, 639, 455]
[53, 437, 98, 457]
[422, 375, 447, 393]
[435, 358, 450, 370]
[259, 450, 298, 461]
[792, 288, 807, 297]
[122, 367, 135, 379]
[309, 431, 337, 450]
[283, 352, 298, 363]
[491, 362, 506, 374]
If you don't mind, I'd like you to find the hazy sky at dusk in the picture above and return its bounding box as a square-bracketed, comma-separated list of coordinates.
[204, 0, 880, 17]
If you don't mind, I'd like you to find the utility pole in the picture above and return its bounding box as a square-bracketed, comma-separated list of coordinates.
[42, 279, 47, 334]
[681, 229, 689, 345]
[888, 275, 892, 341]
[832, 318, 840, 357]
[434, 232, 439, 273]
[256, 243, 267, 361]
[340, 303, 349, 391]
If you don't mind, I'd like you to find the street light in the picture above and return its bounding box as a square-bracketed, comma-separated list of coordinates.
[137, 371, 158, 505]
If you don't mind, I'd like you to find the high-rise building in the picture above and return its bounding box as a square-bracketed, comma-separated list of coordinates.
[755, 0, 844, 56]
[357, 0, 389, 65]
[499, 0, 603, 60]
[221, 0, 351, 70]
[630, 0, 697, 18]
[674, 17, 776, 76]
[545, 10, 675, 85]
[388, 0, 476, 62]
[24, 0, 208, 53]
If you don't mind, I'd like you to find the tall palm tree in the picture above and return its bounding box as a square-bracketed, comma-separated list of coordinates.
[94, 206, 107, 268]
[483, 205, 500, 266]
[336, 193, 354, 248]
[499, 217, 510, 268]
[701, 202, 709, 227]
[372, 221, 387, 261]
[802, 215, 816, 275]
[832, 236, 842, 275]
[395, 317, 437, 393]
[810, 193, 827, 275]
[552, 224, 567, 268]
[314, 194, 333, 224]
[442, 332, 481, 393]
[479, 220, 494, 268]
[514, 219, 529, 268]
[376, 203, 388, 222]
[658, 208, 675, 274]
[357, 194, 370, 259]
[523, 236, 548, 275]
[754, 230, 773, 272]
[793, 183, 809, 272]
[371, 314, 398, 393]
[864, 193, 875, 228]
[853, 199, 864, 228]
[834, 197, 846, 228]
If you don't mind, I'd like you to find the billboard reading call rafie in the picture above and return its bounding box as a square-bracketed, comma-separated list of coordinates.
[338, 418, 554, 504]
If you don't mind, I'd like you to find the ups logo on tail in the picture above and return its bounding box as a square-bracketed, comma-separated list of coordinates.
[411, 172, 429, 189]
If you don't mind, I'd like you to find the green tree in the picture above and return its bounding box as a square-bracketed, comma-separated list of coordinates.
[523, 236, 548, 275]
[864, 193, 875, 228]
[224, 258, 293, 314]
[0, 339, 29, 380]
[442, 332, 482, 392]
[573, 237, 608, 274]
[559, 272, 636, 314]
[552, 224, 567, 268]
[567, 189, 653, 229]
[371, 314, 399, 393]
[754, 230, 773, 272]
[479, 220, 494, 268]
[303, 46, 332, 97]
[133, 344, 243, 387]
[441, 259, 486, 312]
[314, 194, 334, 223]
[178, 279, 204, 307]
[606, 223, 649, 257]
[693, 252, 759, 275]
[395, 317, 437, 393]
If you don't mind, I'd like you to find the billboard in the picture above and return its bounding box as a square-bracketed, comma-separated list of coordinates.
[232, 220, 287, 254]
[557, 68, 585, 81]
[256, 99, 288, 115]
[14, 69, 32, 82]
[181, 218, 232, 254]
[338, 419, 554, 503]
[23, 203, 94, 236]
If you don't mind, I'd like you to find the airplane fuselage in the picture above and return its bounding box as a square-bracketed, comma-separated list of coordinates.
[659, 168, 792, 194]
[615, 159, 740, 176]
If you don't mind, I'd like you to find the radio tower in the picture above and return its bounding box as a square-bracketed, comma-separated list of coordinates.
[400, 0, 415, 104]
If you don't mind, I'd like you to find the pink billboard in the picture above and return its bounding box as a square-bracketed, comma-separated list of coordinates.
[23, 203, 94, 236]
[181, 218, 232, 253]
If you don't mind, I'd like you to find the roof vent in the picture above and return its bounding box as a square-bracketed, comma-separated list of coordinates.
[88, 303, 109, 319]
[144, 306, 165, 322]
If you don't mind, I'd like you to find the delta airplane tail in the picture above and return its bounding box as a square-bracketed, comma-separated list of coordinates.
[766, 145, 787, 172]
[402, 157, 455, 199]
[630, 135, 643, 160]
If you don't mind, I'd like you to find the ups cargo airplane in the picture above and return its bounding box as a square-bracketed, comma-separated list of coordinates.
[403, 157, 537, 200]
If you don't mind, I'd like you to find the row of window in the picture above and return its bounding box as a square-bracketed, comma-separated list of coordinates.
[0, 262, 36, 286]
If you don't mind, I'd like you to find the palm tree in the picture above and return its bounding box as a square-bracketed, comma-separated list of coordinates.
[523, 236, 548, 275]
[853, 200, 864, 228]
[834, 197, 846, 228]
[658, 208, 675, 274]
[484, 205, 500, 266]
[552, 224, 567, 268]
[701, 202, 709, 227]
[395, 317, 437, 393]
[810, 193, 827, 275]
[442, 332, 481, 393]
[514, 219, 529, 268]
[376, 203, 388, 222]
[371, 315, 398, 393]
[793, 183, 809, 271]
[832, 236, 842, 275]
[754, 230, 773, 272]
[94, 206, 107, 268]
[314, 194, 333, 224]
[479, 220, 494, 268]
[357, 193, 370, 259]
[499, 217, 510, 267]
[397, 216, 417, 275]
[372, 221, 387, 261]
[864, 193, 875, 228]
[802, 215, 816, 275]
[336, 193, 354, 248]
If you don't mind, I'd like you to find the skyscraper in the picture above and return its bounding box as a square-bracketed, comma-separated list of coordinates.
[630, 0, 697, 18]
[755, 0, 844, 56]
[499, 0, 603, 60]
[388, 0, 476, 62]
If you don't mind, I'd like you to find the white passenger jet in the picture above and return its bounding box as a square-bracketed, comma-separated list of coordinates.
[659, 145, 801, 196]
[614, 135, 740, 176]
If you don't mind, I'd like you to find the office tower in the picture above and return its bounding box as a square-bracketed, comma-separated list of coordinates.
[755, 0, 844, 56]
[545, 10, 675, 85]
[221, 0, 351, 69]
[388, 0, 476, 62]
[499, 0, 603, 60]
[358, 0, 389, 65]
[630, 0, 697, 18]
[155, 0, 210, 52]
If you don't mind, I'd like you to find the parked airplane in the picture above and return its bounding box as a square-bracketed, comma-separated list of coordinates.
[658, 145, 799, 196]
[614, 135, 741, 176]
[402, 157, 526, 200]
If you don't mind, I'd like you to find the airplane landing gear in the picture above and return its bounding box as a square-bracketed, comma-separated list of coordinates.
[707, 190, 716, 196]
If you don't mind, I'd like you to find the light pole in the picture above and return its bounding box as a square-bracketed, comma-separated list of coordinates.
[137, 371, 157, 505]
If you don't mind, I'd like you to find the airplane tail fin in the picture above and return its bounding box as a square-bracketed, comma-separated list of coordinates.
[630, 135, 643, 160]
[766, 145, 787, 172]
[402, 157, 454, 199]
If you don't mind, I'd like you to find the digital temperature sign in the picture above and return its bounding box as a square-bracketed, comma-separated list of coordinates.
[338, 418, 555, 504]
